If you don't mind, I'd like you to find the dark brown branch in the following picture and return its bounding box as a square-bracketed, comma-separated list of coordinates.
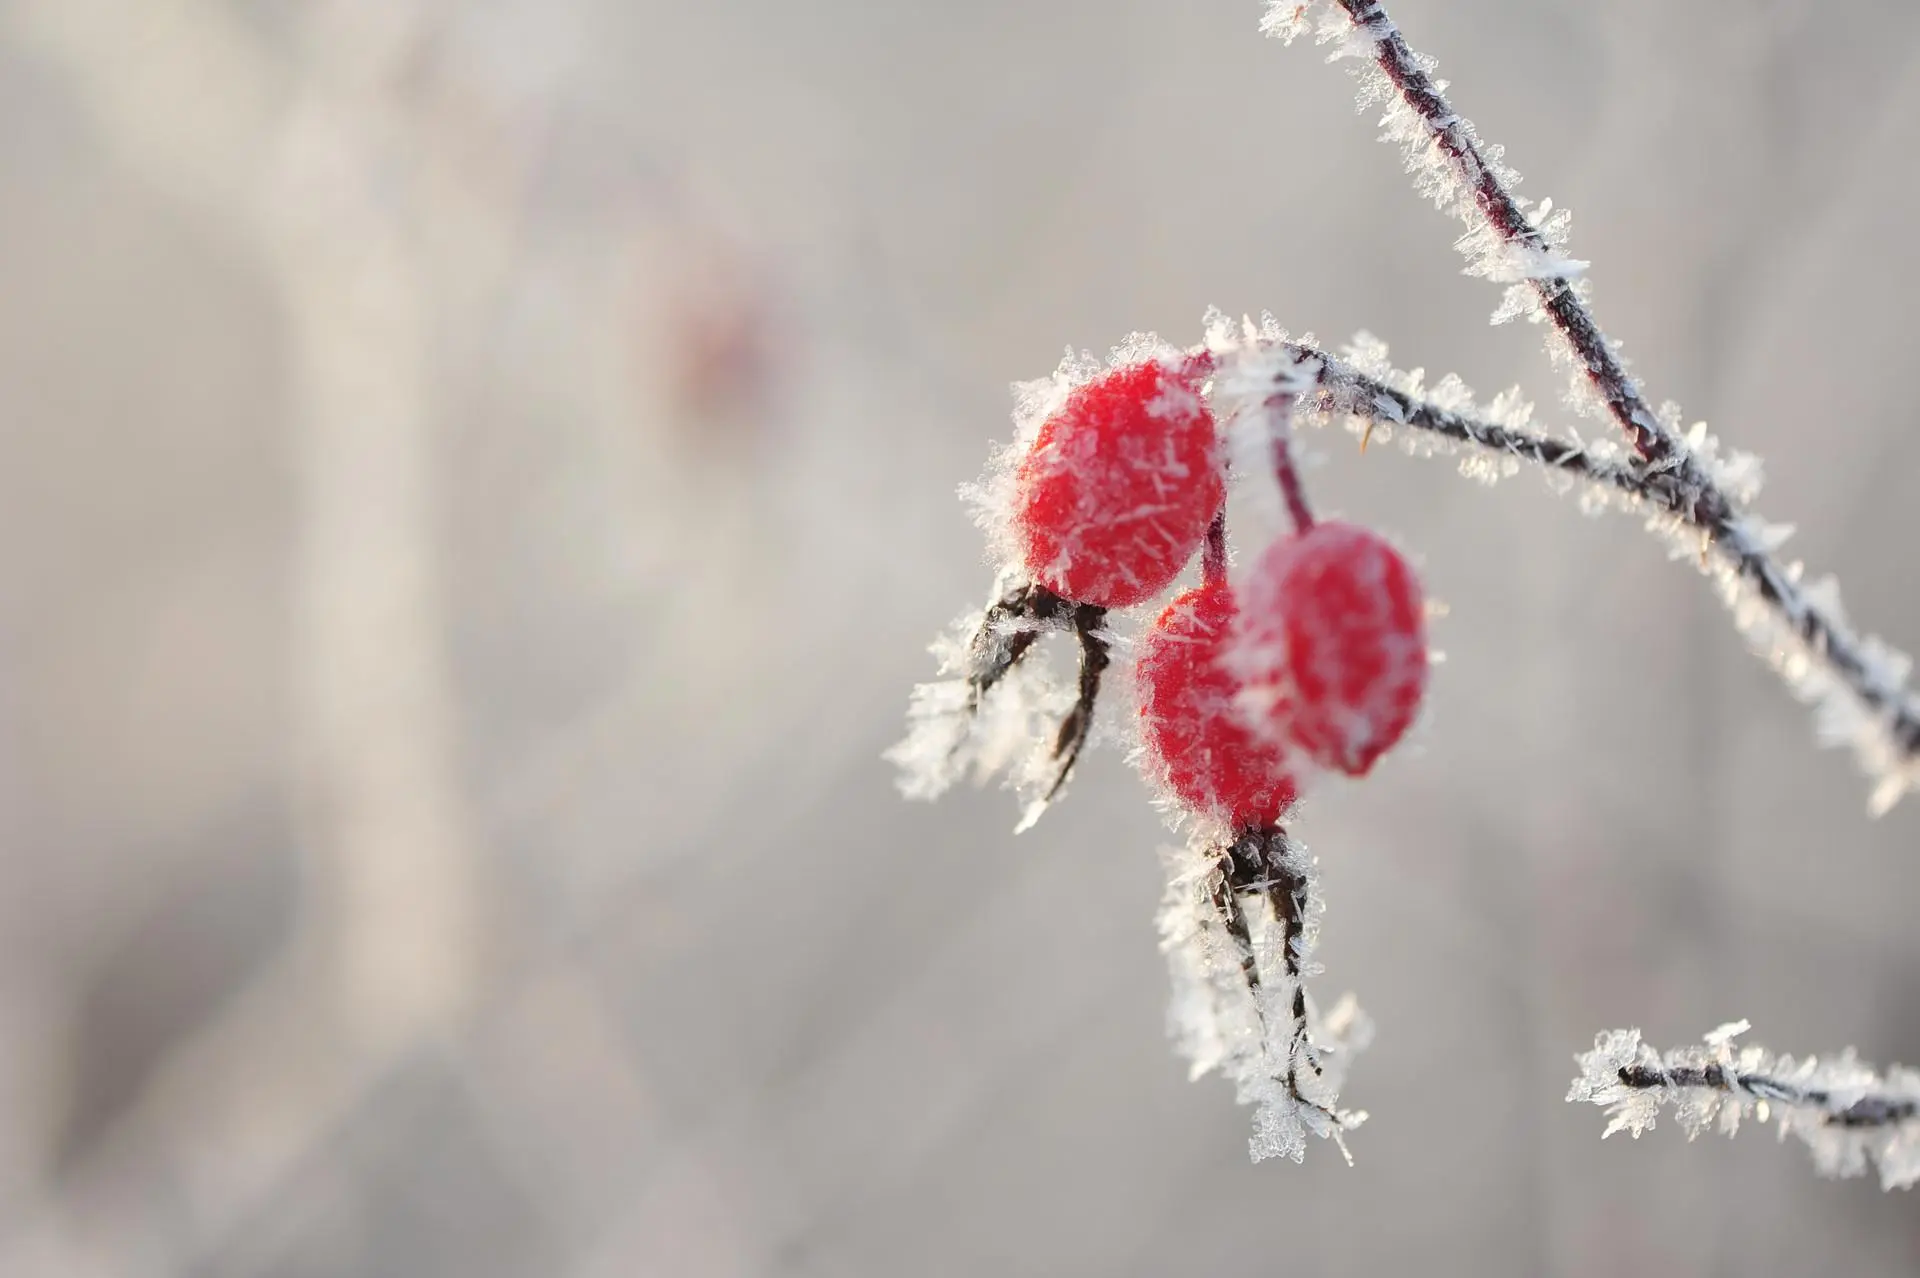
[1333, 0, 1678, 467]
[1324, 0, 1880, 735]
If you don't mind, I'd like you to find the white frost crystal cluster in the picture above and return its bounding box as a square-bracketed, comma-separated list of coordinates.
[1156, 834, 1372, 1163]
[1570, 1023, 1920, 1190]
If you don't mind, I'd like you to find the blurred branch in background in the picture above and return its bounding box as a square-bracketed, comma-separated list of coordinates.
[1, 1, 491, 1268]
[0, 0, 964, 1269]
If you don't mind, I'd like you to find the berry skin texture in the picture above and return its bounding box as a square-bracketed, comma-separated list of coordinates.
[1237, 521, 1428, 777]
[1012, 359, 1223, 609]
[1136, 581, 1299, 828]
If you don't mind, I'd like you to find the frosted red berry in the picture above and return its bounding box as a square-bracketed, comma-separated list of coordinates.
[1012, 359, 1223, 609]
[1136, 581, 1299, 827]
[1237, 521, 1428, 777]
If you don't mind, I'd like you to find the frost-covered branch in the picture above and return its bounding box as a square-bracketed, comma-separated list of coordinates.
[1262, 1, 1920, 797]
[1205, 321, 1920, 813]
[1158, 825, 1372, 1163]
[1569, 1022, 1920, 1190]
[1259, 338, 1672, 502]
[1270, 0, 1679, 466]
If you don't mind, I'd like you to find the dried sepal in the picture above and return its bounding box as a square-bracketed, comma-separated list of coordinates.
[886, 574, 1112, 829]
[1157, 826, 1371, 1164]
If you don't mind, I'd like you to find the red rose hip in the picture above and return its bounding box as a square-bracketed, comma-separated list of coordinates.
[1136, 581, 1299, 827]
[1237, 521, 1428, 776]
[1012, 359, 1223, 609]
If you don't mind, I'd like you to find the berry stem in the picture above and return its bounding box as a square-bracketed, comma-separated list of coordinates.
[1269, 393, 1316, 533]
[1203, 510, 1229, 587]
[1182, 348, 1221, 382]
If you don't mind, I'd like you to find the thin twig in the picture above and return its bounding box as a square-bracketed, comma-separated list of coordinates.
[1570, 1024, 1920, 1188]
[1615, 1062, 1919, 1130]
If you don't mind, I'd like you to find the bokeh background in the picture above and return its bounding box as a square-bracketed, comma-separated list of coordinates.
[2, 0, 1919, 1273]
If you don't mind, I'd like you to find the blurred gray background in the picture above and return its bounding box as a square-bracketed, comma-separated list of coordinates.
[1, 0, 1917, 1273]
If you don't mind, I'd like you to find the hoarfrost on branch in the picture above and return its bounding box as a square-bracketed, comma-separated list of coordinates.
[1569, 1023, 1920, 1191]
